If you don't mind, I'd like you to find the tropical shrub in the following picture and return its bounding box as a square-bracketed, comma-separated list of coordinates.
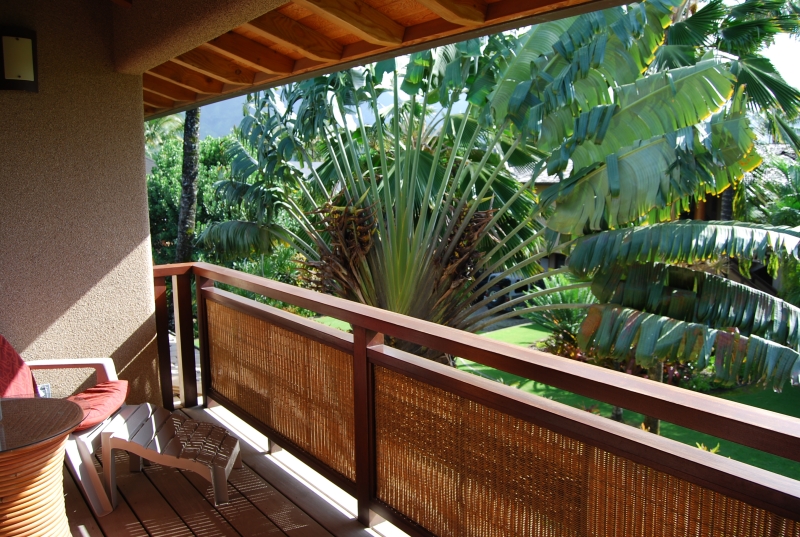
[524, 273, 597, 360]
[147, 136, 233, 265]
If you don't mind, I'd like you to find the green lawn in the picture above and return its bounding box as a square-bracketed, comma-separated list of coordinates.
[469, 323, 800, 480]
[313, 316, 352, 331]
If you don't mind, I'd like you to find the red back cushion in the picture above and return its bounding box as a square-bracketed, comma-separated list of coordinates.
[67, 380, 129, 431]
[0, 335, 37, 398]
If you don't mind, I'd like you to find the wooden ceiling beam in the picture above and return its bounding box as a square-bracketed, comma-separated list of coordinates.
[293, 0, 405, 46]
[244, 12, 343, 62]
[486, 0, 586, 25]
[206, 32, 295, 75]
[149, 61, 226, 94]
[143, 89, 175, 109]
[144, 0, 619, 119]
[172, 47, 256, 85]
[414, 0, 486, 25]
[143, 73, 198, 102]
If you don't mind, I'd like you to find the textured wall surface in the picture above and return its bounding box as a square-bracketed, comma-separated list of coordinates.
[113, 0, 288, 74]
[0, 0, 160, 403]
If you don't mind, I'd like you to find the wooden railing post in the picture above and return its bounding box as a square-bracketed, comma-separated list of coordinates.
[153, 277, 174, 410]
[353, 326, 383, 526]
[195, 275, 213, 408]
[173, 272, 198, 408]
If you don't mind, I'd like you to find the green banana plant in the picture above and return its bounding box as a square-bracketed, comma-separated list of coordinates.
[568, 221, 800, 389]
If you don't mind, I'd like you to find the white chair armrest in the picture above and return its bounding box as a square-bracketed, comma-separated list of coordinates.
[28, 358, 118, 383]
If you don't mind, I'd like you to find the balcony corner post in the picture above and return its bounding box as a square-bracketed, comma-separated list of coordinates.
[173, 271, 198, 408]
[195, 274, 213, 408]
[153, 276, 174, 410]
[353, 326, 383, 527]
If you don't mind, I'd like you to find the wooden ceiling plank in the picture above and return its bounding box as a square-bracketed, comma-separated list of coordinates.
[245, 12, 343, 62]
[143, 73, 198, 102]
[486, 0, 583, 24]
[414, 0, 486, 25]
[206, 32, 296, 75]
[293, 0, 405, 46]
[172, 47, 256, 85]
[254, 72, 281, 84]
[145, 0, 615, 119]
[143, 89, 175, 109]
[401, 17, 460, 43]
[149, 61, 226, 94]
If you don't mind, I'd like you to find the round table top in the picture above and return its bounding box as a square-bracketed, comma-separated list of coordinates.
[0, 398, 83, 453]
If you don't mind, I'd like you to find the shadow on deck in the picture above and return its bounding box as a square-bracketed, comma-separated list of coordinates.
[64, 406, 400, 537]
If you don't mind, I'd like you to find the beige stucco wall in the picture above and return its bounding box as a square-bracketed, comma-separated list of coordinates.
[0, 0, 160, 403]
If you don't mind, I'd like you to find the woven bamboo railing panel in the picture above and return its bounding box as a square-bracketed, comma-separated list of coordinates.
[206, 300, 356, 481]
[374, 366, 800, 537]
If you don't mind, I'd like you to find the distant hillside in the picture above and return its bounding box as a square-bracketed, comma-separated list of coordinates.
[199, 96, 246, 139]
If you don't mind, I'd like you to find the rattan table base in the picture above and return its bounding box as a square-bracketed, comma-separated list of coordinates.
[0, 435, 71, 537]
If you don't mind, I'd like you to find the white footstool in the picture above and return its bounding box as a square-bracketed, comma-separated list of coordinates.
[101, 404, 242, 506]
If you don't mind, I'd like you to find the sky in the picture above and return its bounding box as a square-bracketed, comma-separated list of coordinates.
[198, 35, 800, 139]
[762, 34, 800, 90]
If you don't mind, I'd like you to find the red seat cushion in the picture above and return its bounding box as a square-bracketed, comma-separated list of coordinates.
[67, 380, 128, 431]
[0, 335, 37, 398]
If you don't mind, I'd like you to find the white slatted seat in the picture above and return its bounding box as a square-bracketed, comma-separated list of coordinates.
[101, 404, 242, 506]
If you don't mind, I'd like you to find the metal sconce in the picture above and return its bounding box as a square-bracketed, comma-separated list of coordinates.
[0, 28, 37, 92]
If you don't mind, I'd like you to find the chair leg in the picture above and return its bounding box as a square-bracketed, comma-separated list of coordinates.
[211, 465, 229, 505]
[233, 449, 243, 470]
[101, 445, 119, 511]
[66, 436, 114, 517]
[129, 453, 143, 472]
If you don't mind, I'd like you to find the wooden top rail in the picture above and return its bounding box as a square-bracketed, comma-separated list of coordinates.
[156, 262, 800, 465]
[153, 262, 194, 278]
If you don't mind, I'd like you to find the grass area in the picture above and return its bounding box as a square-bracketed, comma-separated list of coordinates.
[467, 322, 800, 480]
[313, 316, 352, 332]
[478, 322, 550, 345]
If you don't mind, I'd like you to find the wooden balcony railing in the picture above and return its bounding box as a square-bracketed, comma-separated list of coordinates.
[154, 262, 800, 537]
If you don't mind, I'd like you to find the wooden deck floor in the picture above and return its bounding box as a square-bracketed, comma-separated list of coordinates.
[64, 406, 394, 537]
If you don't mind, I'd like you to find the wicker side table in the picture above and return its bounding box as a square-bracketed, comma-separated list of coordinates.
[0, 398, 83, 537]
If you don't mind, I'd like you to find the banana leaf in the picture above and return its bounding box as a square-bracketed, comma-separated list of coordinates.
[578, 303, 800, 390]
[569, 220, 800, 278]
[590, 262, 800, 350]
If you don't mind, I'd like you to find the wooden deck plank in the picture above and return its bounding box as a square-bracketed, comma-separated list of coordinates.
[226, 458, 334, 537]
[243, 455, 373, 537]
[182, 407, 373, 537]
[110, 451, 195, 537]
[68, 406, 385, 537]
[143, 463, 241, 537]
[77, 456, 150, 537]
[63, 467, 104, 537]
[181, 466, 287, 536]
[179, 409, 333, 536]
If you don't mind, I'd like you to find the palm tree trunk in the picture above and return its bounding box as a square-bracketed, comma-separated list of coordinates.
[643, 363, 663, 434]
[720, 187, 734, 220]
[175, 108, 201, 263]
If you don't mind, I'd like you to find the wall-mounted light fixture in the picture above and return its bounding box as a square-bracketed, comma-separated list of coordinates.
[0, 28, 37, 92]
